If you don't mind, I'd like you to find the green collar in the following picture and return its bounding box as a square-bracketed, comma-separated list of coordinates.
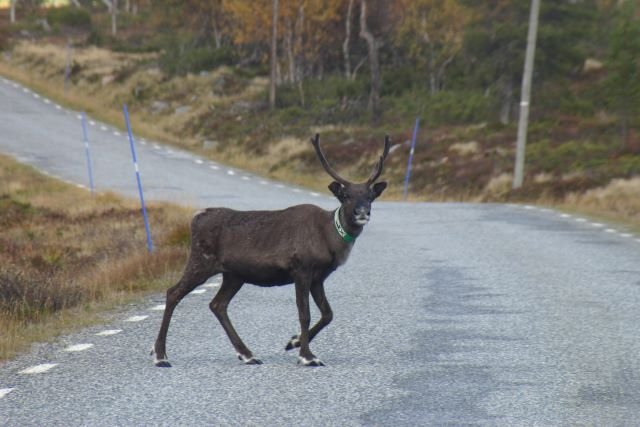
[334, 208, 355, 242]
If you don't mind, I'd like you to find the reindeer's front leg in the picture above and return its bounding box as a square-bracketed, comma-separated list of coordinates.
[294, 279, 324, 367]
[286, 281, 333, 352]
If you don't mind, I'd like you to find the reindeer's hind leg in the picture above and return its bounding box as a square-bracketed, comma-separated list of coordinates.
[210, 273, 261, 365]
[152, 255, 214, 367]
[286, 281, 332, 355]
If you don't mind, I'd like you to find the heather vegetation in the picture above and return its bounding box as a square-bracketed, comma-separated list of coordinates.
[0, 155, 191, 361]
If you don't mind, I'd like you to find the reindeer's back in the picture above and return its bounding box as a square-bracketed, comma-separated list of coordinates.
[190, 204, 334, 286]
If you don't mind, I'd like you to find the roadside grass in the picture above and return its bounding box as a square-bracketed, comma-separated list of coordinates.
[0, 154, 191, 362]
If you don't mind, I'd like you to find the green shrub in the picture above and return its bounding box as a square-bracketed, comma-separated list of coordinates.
[159, 44, 237, 76]
[47, 6, 92, 30]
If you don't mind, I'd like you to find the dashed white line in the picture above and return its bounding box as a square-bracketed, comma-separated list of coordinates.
[292, 188, 302, 193]
[575, 218, 587, 223]
[210, 165, 219, 170]
[76, 184, 86, 189]
[310, 192, 320, 197]
[604, 228, 616, 233]
[560, 213, 572, 218]
[43, 98, 51, 104]
[77, 114, 83, 120]
[591, 223, 604, 228]
[55, 104, 62, 110]
[64, 343, 94, 352]
[22, 88, 30, 93]
[242, 176, 251, 181]
[12, 83, 19, 88]
[124, 315, 149, 322]
[227, 170, 236, 176]
[259, 180, 268, 185]
[19, 363, 58, 374]
[192, 289, 207, 295]
[113, 131, 121, 137]
[151, 304, 166, 311]
[523, 205, 536, 210]
[620, 233, 633, 238]
[89, 121, 96, 126]
[96, 329, 122, 336]
[276, 184, 285, 189]
[100, 126, 108, 131]
[153, 144, 162, 149]
[0, 388, 14, 399]
[194, 159, 204, 165]
[33, 93, 40, 99]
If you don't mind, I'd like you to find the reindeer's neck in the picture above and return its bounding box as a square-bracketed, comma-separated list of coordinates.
[335, 207, 363, 242]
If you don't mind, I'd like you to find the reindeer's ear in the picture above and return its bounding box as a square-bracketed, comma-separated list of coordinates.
[371, 181, 387, 200]
[328, 181, 346, 201]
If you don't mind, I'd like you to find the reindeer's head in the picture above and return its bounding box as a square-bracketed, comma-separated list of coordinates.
[311, 134, 389, 230]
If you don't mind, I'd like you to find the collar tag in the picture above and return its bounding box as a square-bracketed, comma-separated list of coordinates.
[334, 208, 355, 242]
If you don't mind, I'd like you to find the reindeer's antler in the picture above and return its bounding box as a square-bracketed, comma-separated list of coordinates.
[366, 135, 391, 185]
[310, 134, 350, 185]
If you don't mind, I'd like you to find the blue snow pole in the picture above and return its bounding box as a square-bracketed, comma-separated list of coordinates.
[403, 118, 420, 201]
[80, 112, 95, 195]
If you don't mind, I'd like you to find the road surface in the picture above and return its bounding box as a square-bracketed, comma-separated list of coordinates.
[1, 76, 640, 426]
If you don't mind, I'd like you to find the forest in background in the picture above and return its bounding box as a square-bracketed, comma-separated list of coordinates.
[1, 0, 640, 207]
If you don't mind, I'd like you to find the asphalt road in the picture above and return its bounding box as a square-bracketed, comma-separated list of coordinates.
[1, 76, 640, 426]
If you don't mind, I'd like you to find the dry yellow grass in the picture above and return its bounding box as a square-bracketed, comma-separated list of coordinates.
[0, 154, 191, 362]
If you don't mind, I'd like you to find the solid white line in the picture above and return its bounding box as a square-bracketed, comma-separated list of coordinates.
[96, 329, 122, 336]
[124, 315, 148, 322]
[151, 304, 166, 311]
[64, 343, 94, 352]
[191, 289, 207, 295]
[19, 363, 58, 374]
[0, 388, 14, 399]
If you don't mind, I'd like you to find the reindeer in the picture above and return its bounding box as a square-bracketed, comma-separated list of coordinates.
[152, 134, 390, 367]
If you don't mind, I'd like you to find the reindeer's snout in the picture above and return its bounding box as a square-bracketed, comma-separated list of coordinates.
[354, 206, 370, 226]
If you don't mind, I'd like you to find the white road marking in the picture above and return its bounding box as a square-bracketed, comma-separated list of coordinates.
[591, 223, 604, 228]
[259, 180, 268, 185]
[96, 329, 122, 336]
[604, 228, 616, 233]
[310, 192, 320, 197]
[192, 289, 207, 295]
[166, 150, 174, 155]
[113, 131, 121, 137]
[55, 104, 62, 110]
[43, 98, 51, 104]
[151, 304, 166, 311]
[292, 188, 302, 193]
[77, 114, 83, 120]
[210, 165, 219, 170]
[64, 343, 94, 352]
[33, 93, 40, 99]
[276, 184, 285, 189]
[19, 363, 58, 374]
[89, 121, 96, 126]
[227, 170, 236, 176]
[22, 88, 30, 93]
[0, 388, 14, 399]
[523, 205, 535, 210]
[125, 315, 148, 322]
[194, 159, 204, 165]
[100, 126, 108, 131]
[76, 184, 86, 189]
[141, 141, 147, 145]
[12, 83, 19, 88]
[560, 213, 571, 218]
[620, 233, 633, 238]
[242, 176, 251, 181]
[153, 144, 161, 149]
[575, 218, 587, 223]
